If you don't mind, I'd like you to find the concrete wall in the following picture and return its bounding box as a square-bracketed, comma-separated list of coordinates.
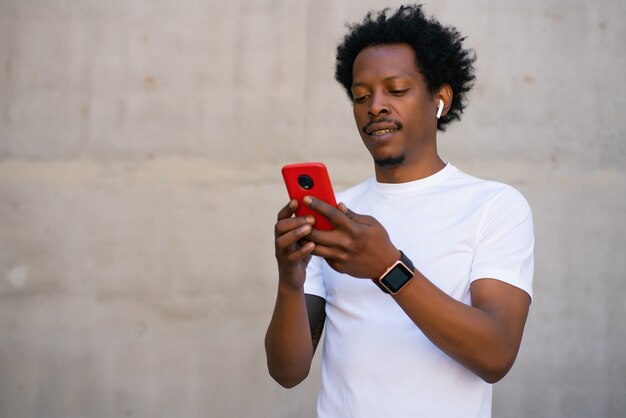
[1, 0, 624, 416]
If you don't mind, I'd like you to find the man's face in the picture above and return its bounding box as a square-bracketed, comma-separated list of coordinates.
[351, 44, 439, 171]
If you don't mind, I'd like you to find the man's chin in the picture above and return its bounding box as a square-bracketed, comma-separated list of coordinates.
[374, 155, 406, 169]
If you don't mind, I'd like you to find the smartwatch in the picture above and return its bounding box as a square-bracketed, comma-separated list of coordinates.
[372, 251, 415, 295]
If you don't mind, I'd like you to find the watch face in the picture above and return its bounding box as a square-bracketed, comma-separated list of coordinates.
[380, 262, 413, 294]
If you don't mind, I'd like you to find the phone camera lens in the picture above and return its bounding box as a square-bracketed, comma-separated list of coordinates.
[298, 175, 314, 190]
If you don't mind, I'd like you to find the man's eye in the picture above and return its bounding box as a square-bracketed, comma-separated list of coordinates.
[353, 95, 369, 104]
[389, 89, 408, 96]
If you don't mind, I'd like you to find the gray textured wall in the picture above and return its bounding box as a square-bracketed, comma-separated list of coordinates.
[1, 0, 624, 417]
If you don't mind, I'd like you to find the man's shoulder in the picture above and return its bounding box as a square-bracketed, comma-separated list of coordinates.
[448, 166, 529, 206]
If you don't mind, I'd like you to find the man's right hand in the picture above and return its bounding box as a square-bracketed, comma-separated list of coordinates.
[268, 200, 321, 388]
[274, 199, 316, 289]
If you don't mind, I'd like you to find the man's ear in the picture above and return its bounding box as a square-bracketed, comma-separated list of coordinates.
[436, 84, 453, 118]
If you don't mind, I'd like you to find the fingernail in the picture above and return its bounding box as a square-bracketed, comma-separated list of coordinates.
[303, 196, 312, 204]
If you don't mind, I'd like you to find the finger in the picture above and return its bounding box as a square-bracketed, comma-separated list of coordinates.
[277, 199, 298, 221]
[303, 196, 350, 228]
[337, 202, 376, 226]
[275, 214, 315, 237]
[307, 227, 352, 249]
[310, 242, 343, 261]
[276, 223, 313, 252]
[337, 202, 357, 220]
[285, 241, 315, 262]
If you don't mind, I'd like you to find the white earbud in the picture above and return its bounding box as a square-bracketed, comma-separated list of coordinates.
[436, 99, 444, 119]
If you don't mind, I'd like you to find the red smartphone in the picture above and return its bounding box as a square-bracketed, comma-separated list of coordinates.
[282, 162, 338, 230]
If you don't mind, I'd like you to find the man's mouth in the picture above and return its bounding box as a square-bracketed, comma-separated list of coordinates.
[369, 128, 399, 136]
[363, 118, 402, 136]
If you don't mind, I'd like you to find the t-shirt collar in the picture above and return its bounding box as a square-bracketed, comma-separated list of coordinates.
[372, 163, 456, 196]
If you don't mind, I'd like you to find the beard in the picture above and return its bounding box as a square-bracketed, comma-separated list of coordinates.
[374, 154, 406, 169]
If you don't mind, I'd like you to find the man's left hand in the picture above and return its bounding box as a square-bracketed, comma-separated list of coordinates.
[303, 196, 400, 279]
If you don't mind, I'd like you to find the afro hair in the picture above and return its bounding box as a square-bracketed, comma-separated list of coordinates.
[335, 4, 476, 131]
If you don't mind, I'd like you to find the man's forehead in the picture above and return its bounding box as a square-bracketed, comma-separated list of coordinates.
[352, 44, 421, 83]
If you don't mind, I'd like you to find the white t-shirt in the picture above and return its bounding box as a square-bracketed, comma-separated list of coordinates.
[304, 163, 534, 418]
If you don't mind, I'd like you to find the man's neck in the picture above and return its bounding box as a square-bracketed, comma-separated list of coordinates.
[374, 155, 446, 184]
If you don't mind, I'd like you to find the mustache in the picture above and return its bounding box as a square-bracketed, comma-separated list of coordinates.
[362, 117, 403, 134]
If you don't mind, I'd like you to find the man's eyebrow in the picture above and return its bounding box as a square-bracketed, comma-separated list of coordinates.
[352, 74, 410, 88]
[351, 81, 368, 89]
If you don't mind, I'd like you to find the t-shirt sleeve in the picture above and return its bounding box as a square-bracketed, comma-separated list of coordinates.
[304, 255, 327, 299]
[469, 186, 534, 300]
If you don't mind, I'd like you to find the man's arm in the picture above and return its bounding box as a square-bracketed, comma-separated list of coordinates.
[264, 200, 326, 388]
[393, 274, 529, 383]
[265, 289, 327, 387]
[303, 196, 530, 383]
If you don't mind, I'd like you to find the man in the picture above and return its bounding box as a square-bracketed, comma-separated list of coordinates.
[265, 5, 533, 417]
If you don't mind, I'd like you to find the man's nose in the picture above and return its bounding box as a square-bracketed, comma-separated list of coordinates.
[368, 92, 389, 117]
